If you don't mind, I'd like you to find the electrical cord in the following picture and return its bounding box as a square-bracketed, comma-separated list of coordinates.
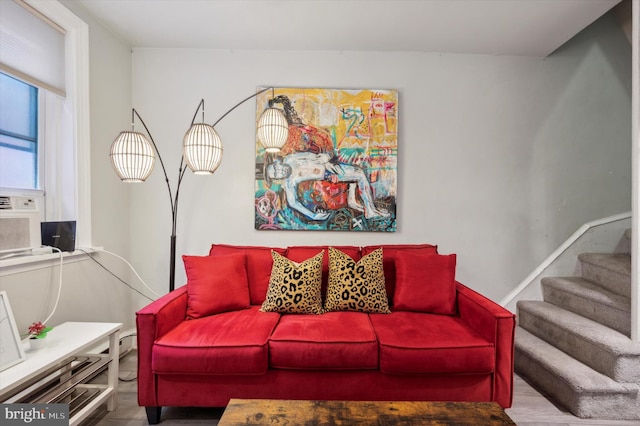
[119, 333, 136, 343]
[73, 248, 158, 382]
[118, 333, 138, 382]
[2, 246, 63, 330]
[77, 248, 157, 302]
[93, 247, 161, 298]
[3, 246, 65, 329]
[97, 333, 138, 382]
[15, 247, 151, 381]
[42, 246, 63, 325]
[0, 250, 32, 259]
[119, 373, 137, 382]
[0, 246, 55, 259]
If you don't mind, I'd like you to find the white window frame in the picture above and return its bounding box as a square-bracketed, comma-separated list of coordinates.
[23, 0, 91, 249]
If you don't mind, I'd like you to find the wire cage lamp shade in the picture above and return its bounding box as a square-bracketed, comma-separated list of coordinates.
[110, 131, 156, 182]
[257, 107, 289, 153]
[182, 123, 223, 174]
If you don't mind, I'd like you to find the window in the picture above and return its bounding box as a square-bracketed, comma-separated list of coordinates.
[0, 0, 91, 251]
[0, 69, 73, 225]
[0, 72, 39, 190]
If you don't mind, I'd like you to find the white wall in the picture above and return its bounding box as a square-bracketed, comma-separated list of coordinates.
[129, 13, 632, 302]
[0, 8, 629, 334]
[0, 1, 141, 335]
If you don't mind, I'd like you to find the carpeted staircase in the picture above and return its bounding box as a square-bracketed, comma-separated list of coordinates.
[515, 229, 640, 420]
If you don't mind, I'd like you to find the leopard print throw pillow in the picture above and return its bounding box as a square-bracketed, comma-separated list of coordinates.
[260, 250, 324, 314]
[325, 247, 391, 313]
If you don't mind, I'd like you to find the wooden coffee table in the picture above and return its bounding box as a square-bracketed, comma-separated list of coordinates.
[218, 399, 516, 425]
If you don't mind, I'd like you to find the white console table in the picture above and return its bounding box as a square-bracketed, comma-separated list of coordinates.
[0, 322, 122, 426]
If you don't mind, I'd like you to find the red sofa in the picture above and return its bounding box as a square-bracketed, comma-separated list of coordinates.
[137, 244, 515, 424]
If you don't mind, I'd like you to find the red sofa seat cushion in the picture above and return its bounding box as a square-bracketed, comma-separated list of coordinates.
[370, 311, 495, 375]
[152, 307, 280, 375]
[269, 311, 378, 370]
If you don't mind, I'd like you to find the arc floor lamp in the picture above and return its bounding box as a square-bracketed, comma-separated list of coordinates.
[110, 87, 289, 292]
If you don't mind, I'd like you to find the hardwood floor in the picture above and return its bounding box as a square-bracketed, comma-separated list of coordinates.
[82, 350, 640, 425]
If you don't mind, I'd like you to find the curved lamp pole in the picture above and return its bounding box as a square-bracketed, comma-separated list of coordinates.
[110, 87, 289, 292]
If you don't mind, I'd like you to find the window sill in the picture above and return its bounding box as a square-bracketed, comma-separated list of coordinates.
[0, 247, 98, 276]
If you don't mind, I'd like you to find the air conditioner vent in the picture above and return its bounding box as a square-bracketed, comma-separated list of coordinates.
[0, 196, 38, 211]
[0, 196, 11, 209]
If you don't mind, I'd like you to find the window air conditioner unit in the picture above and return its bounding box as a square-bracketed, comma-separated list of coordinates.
[0, 195, 41, 253]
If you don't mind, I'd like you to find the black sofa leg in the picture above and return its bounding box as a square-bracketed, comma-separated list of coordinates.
[145, 406, 162, 424]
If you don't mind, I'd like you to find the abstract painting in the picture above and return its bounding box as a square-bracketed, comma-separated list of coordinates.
[255, 87, 397, 232]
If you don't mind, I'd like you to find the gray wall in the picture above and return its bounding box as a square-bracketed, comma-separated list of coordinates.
[128, 12, 632, 302]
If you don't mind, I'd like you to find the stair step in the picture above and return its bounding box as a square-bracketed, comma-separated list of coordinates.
[517, 300, 640, 382]
[579, 253, 631, 297]
[515, 327, 640, 420]
[541, 276, 631, 337]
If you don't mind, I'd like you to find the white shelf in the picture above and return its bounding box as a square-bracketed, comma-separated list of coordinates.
[0, 322, 122, 426]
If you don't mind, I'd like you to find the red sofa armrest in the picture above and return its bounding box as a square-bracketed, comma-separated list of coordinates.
[456, 282, 516, 408]
[136, 286, 188, 406]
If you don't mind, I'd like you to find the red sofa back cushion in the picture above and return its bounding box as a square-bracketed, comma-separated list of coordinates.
[183, 254, 250, 318]
[361, 244, 438, 305]
[209, 244, 286, 305]
[394, 252, 457, 314]
[207, 244, 442, 306]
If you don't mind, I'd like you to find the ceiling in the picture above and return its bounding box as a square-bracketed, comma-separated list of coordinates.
[72, 0, 622, 57]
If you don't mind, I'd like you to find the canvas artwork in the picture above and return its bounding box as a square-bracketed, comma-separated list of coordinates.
[255, 87, 397, 231]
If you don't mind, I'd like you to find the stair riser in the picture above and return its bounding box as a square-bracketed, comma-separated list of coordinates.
[515, 347, 640, 419]
[518, 308, 639, 382]
[581, 263, 631, 298]
[542, 285, 631, 337]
